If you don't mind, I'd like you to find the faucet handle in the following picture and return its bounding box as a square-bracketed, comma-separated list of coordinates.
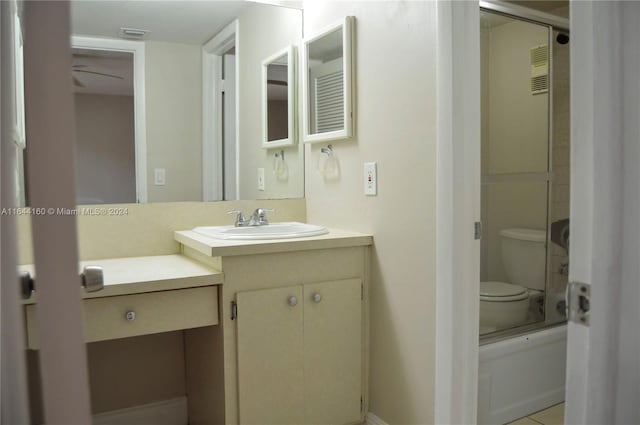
[250, 208, 275, 225]
[227, 210, 246, 226]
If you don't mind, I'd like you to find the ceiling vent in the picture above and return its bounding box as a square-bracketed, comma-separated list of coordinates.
[530, 44, 549, 95]
[119, 27, 150, 40]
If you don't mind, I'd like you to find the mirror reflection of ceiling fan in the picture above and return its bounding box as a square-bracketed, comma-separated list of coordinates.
[72, 61, 124, 88]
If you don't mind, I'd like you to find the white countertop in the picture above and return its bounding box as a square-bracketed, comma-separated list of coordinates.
[20, 254, 223, 304]
[174, 228, 373, 257]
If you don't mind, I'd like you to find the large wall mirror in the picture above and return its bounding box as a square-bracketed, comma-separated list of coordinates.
[16, 1, 304, 205]
[302, 16, 354, 144]
[262, 46, 296, 148]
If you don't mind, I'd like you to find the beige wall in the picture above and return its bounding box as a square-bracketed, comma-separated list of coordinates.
[237, 3, 304, 200]
[74, 93, 136, 205]
[304, 2, 437, 423]
[480, 19, 550, 282]
[486, 20, 549, 174]
[145, 41, 202, 202]
[15, 199, 306, 264]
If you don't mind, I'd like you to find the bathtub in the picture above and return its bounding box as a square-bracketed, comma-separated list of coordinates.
[477, 324, 567, 425]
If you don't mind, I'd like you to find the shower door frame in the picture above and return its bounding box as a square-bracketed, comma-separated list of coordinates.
[439, 1, 640, 425]
[435, 1, 570, 423]
[478, 6, 565, 342]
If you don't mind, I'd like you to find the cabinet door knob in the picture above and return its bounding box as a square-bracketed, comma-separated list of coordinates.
[125, 311, 136, 321]
[312, 293, 322, 303]
[288, 296, 298, 307]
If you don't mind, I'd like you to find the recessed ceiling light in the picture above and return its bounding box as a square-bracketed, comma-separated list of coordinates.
[119, 27, 150, 39]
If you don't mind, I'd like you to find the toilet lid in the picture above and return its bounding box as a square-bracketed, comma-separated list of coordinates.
[480, 281, 529, 302]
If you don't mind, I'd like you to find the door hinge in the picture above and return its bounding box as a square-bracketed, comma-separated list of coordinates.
[220, 78, 226, 93]
[361, 283, 364, 300]
[474, 221, 483, 240]
[231, 300, 237, 320]
[360, 396, 363, 413]
[566, 281, 590, 326]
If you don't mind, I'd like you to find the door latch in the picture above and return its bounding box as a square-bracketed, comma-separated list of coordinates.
[566, 281, 590, 326]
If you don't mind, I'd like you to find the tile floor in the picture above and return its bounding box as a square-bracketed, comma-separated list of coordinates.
[506, 403, 565, 425]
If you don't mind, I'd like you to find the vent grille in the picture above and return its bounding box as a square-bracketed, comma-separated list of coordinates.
[314, 71, 344, 133]
[531, 75, 549, 93]
[530, 44, 549, 95]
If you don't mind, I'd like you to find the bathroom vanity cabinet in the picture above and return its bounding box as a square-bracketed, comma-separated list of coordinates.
[176, 228, 372, 425]
[20, 230, 371, 425]
[20, 255, 224, 424]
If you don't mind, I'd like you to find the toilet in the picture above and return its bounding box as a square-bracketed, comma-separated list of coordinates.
[480, 228, 547, 331]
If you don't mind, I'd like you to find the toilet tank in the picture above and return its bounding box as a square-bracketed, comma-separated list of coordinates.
[500, 228, 547, 290]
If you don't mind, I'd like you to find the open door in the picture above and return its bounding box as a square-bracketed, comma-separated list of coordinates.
[566, 2, 640, 424]
[2, 2, 93, 423]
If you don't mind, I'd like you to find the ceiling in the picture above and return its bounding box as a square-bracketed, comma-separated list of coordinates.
[71, 1, 250, 45]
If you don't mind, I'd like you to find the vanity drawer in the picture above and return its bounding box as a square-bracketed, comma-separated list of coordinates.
[25, 286, 218, 349]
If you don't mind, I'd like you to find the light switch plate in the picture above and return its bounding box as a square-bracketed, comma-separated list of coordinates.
[364, 162, 377, 195]
[154, 168, 166, 186]
[258, 168, 265, 191]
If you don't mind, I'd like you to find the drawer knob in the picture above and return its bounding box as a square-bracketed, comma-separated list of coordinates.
[312, 293, 322, 303]
[125, 311, 136, 321]
[288, 296, 298, 307]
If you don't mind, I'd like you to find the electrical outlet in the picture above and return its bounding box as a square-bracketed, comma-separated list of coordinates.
[258, 168, 265, 191]
[364, 162, 377, 195]
[154, 168, 166, 186]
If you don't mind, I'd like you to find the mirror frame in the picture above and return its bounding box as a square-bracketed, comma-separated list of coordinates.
[262, 45, 296, 149]
[302, 16, 354, 144]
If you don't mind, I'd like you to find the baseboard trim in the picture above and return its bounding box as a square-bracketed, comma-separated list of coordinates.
[92, 396, 188, 425]
[366, 412, 389, 425]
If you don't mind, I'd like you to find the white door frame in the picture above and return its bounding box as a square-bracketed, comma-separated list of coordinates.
[71, 35, 147, 203]
[438, 1, 640, 424]
[1, 1, 30, 422]
[202, 20, 240, 201]
[434, 2, 481, 424]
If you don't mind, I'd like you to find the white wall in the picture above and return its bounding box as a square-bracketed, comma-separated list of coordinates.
[237, 3, 303, 200]
[145, 41, 202, 202]
[303, 2, 437, 423]
[74, 93, 136, 204]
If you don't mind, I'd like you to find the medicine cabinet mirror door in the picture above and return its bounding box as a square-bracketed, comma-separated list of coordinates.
[262, 46, 296, 148]
[302, 16, 354, 144]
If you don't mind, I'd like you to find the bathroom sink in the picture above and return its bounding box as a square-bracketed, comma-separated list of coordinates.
[192, 222, 329, 240]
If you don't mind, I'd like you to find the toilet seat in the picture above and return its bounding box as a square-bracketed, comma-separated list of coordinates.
[480, 281, 529, 302]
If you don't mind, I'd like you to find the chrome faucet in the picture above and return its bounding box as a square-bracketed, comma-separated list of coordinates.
[249, 208, 274, 226]
[227, 210, 248, 227]
[227, 208, 274, 227]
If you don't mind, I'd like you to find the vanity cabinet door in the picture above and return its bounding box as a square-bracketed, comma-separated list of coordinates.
[303, 279, 363, 425]
[236, 279, 363, 425]
[236, 285, 304, 425]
